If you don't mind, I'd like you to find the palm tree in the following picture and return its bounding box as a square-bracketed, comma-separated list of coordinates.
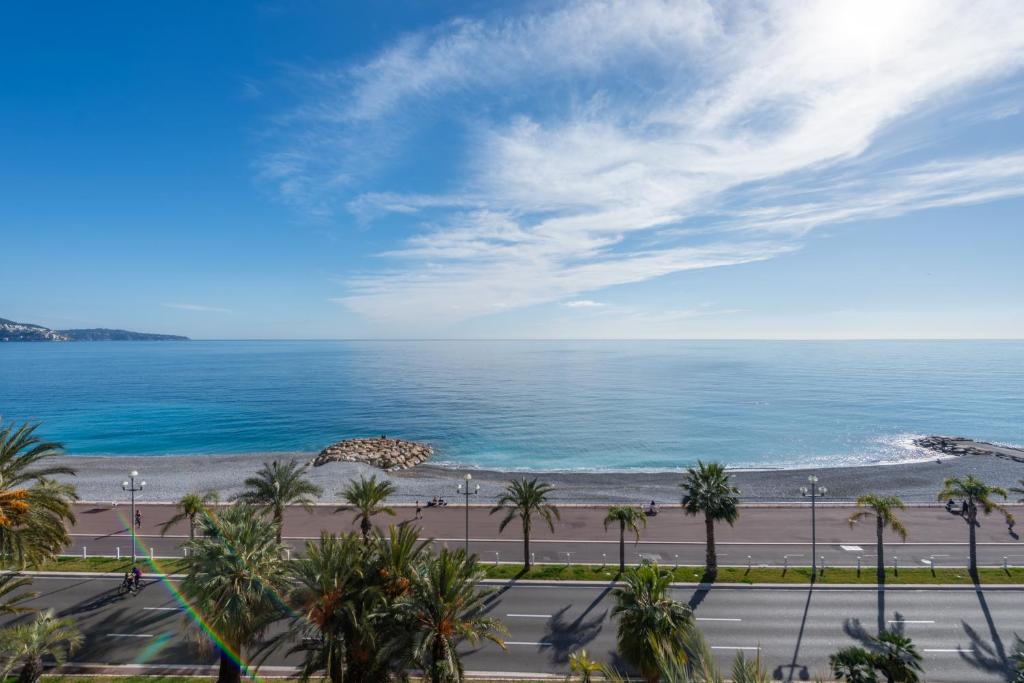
[490, 478, 560, 571]
[872, 630, 923, 683]
[0, 420, 77, 567]
[0, 573, 36, 615]
[236, 459, 323, 543]
[604, 505, 647, 573]
[405, 547, 506, 683]
[277, 532, 374, 683]
[937, 475, 1013, 576]
[680, 461, 739, 577]
[611, 563, 692, 683]
[160, 490, 218, 540]
[373, 523, 429, 600]
[337, 475, 396, 541]
[848, 495, 908, 583]
[0, 609, 82, 683]
[830, 646, 880, 683]
[180, 504, 290, 683]
[567, 649, 603, 683]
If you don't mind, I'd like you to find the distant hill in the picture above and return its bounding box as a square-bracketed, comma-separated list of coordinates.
[0, 318, 188, 342]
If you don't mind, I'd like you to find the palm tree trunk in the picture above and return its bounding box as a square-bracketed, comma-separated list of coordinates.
[876, 515, 885, 584]
[704, 512, 717, 575]
[431, 638, 446, 683]
[189, 513, 196, 540]
[361, 515, 371, 541]
[968, 503, 978, 578]
[18, 656, 43, 683]
[275, 508, 284, 544]
[619, 520, 626, 573]
[524, 520, 532, 571]
[217, 649, 242, 683]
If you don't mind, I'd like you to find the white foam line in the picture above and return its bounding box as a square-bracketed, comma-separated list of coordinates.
[107, 633, 154, 638]
[697, 617, 743, 622]
[506, 613, 552, 618]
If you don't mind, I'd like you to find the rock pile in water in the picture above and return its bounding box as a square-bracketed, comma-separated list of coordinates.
[311, 437, 433, 471]
[914, 435, 1024, 464]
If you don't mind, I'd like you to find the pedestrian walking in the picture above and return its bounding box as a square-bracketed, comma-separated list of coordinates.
[135, 509, 142, 529]
[415, 500, 422, 519]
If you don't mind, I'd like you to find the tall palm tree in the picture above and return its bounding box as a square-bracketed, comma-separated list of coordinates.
[604, 505, 647, 573]
[160, 490, 219, 540]
[337, 475, 396, 541]
[236, 459, 323, 543]
[937, 475, 1013, 576]
[404, 547, 506, 683]
[373, 523, 429, 600]
[611, 563, 692, 683]
[848, 495, 908, 583]
[181, 504, 290, 683]
[490, 478, 560, 571]
[680, 461, 740, 577]
[0, 609, 82, 683]
[0, 573, 36, 615]
[277, 532, 374, 683]
[0, 420, 77, 568]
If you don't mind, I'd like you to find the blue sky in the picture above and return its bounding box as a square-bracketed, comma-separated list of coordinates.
[2, 0, 1023, 339]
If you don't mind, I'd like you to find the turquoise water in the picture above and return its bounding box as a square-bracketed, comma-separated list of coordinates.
[1, 340, 1021, 471]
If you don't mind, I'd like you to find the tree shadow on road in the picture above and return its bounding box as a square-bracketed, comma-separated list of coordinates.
[540, 604, 608, 664]
[843, 609, 908, 648]
[957, 580, 1019, 681]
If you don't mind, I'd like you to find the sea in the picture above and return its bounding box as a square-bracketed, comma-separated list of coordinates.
[1, 340, 1021, 472]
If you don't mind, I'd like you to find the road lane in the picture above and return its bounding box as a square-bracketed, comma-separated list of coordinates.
[4, 576, 1022, 681]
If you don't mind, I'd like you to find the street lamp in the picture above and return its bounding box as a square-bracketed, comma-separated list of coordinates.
[456, 473, 480, 556]
[122, 470, 145, 563]
[799, 475, 826, 577]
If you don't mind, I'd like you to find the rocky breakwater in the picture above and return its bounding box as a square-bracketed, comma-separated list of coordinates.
[914, 435, 1024, 464]
[311, 437, 434, 471]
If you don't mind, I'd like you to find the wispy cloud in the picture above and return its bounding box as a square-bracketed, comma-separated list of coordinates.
[261, 0, 1024, 329]
[564, 300, 605, 308]
[162, 303, 231, 314]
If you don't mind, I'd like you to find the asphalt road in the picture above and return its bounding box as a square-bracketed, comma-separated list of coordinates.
[67, 502, 1024, 568]
[4, 575, 1022, 682]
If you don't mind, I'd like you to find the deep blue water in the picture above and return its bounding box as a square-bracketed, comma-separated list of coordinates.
[1, 340, 1022, 471]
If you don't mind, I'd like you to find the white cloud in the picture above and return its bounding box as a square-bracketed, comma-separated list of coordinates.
[564, 300, 605, 308]
[263, 0, 1024, 329]
[162, 303, 231, 314]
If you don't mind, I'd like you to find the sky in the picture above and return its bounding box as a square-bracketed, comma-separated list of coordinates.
[2, 0, 1024, 340]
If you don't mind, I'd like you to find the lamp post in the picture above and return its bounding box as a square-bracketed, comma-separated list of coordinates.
[799, 475, 826, 577]
[122, 470, 146, 563]
[456, 473, 480, 556]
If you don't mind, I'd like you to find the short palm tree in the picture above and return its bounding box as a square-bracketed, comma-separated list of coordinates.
[0, 572, 36, 615]
[611, 563, 692, 683]
[160, 490, 219, 540]
[848, 495, 908, 583]
[236, 459, 323, 543]
[604, 505, 647, 573]
[567, 649, 603, 683]
[680, 461, 739, 577]
[277, 532, 374, 683]
[937, 475, 1013, 576]
[0, 420, 78, 567]
[337, 475, 396, 541]
[873, 630, 923, 683]
[490, 478, 559, 571]
[405, 547, 507, 683]
[0, 609, 83, 683]
[830, 646, 880, 683]
[181, 504, 290, 683]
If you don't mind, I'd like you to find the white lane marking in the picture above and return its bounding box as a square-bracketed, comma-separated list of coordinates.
[924, 648, 972, 653]
[711, 646, 760, 650]
[142, 607, 181, 611]
[841, 545, 864, 552]
[107, 633, 154, 638]
[505, 641, 546, 646]
[697, 617, 743, 622]
[506, 613, 552, 618]
[889, 619, 935, 624]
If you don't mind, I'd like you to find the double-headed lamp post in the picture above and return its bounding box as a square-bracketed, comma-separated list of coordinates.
[799, 475, 827, 577]
[456, 473, 480, 556]
[122, 470, 146, 563]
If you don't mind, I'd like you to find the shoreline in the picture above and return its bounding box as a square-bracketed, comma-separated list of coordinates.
[53, 448, 1024, 504]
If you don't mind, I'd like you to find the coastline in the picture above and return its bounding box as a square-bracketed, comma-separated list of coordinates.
[53, 449, 1024, 504]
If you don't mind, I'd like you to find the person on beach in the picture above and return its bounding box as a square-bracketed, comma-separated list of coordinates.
[135, 510, 142, 529]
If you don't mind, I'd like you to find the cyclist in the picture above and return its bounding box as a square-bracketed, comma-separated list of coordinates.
[131, 565, 142, 590]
